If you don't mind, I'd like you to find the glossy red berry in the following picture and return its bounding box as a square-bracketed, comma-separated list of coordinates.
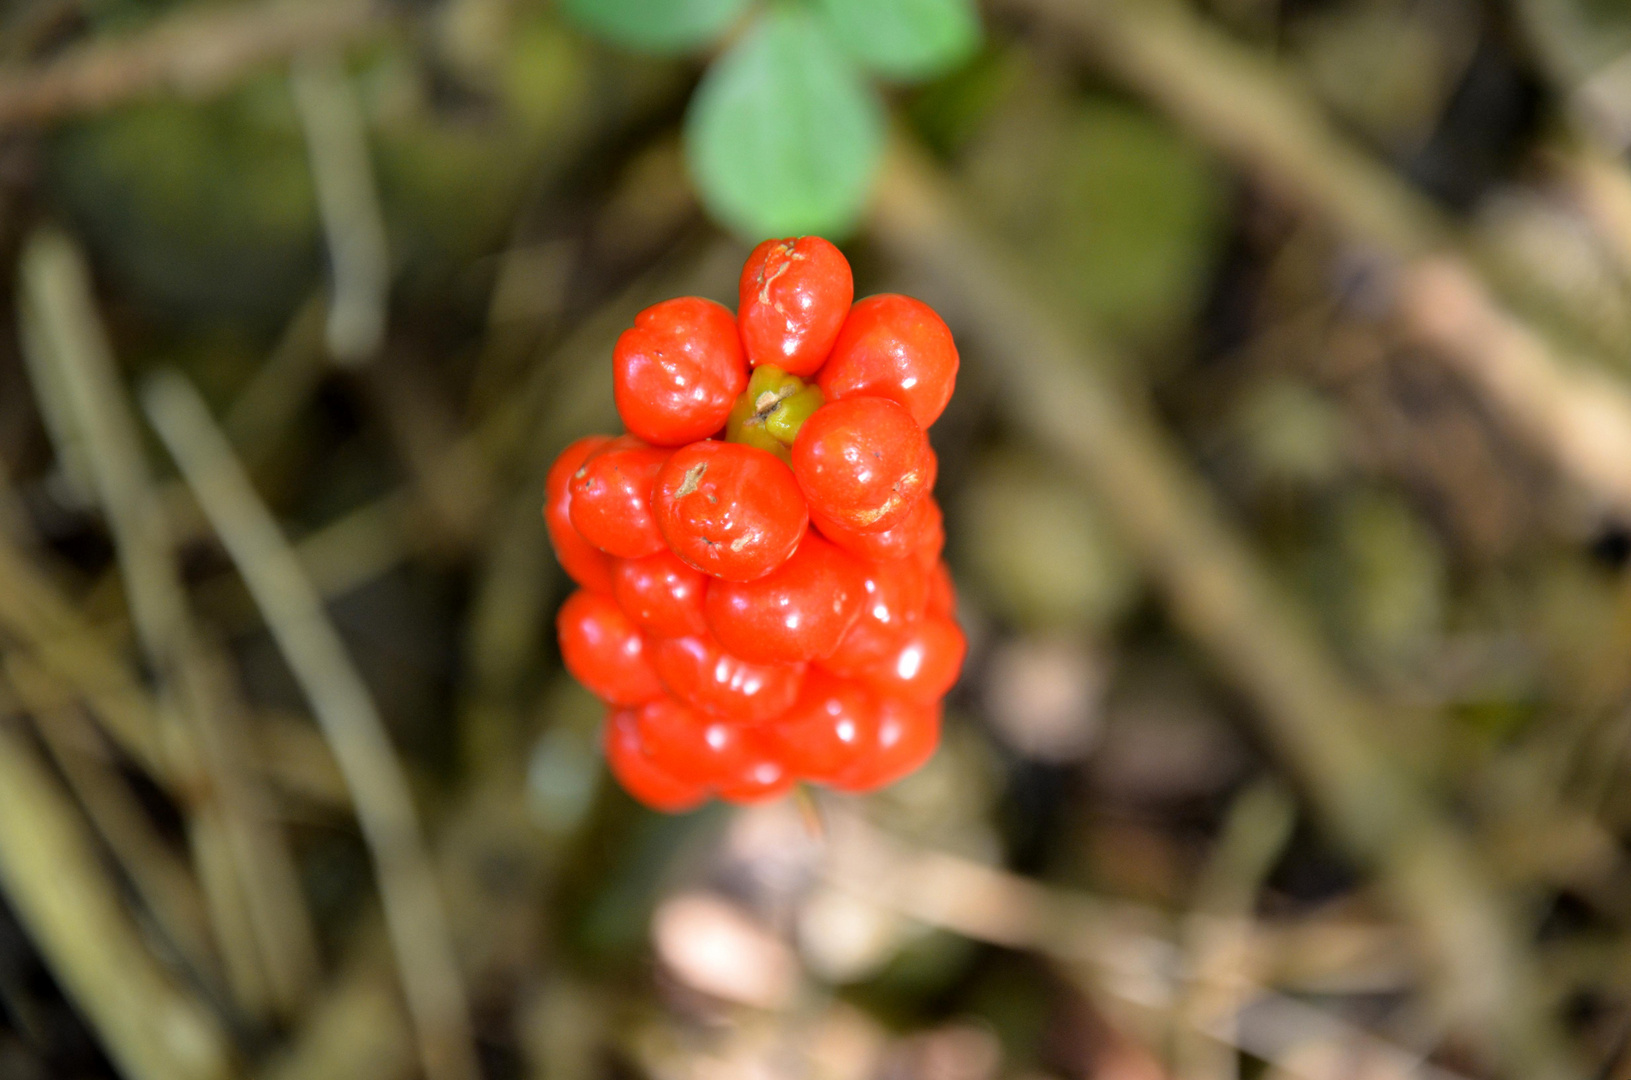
[765, 670, 878, 783]
[738, 236, 854, 377]
[925, 560, 956, 620]
[604, 707, 707, 812]
[703, 533, 866, 664]
[560, 249, 964, 812]
[614, 297, 747, 446]
[818, 295, 959, 429]
[568, 436, 669, 559]
[913, 496, 946, 570]
[811, 496, 942, 564]
[650, 632, 805, 724]
[634, 696, 751, 787]
[612, 550, 709, 639]
[544, 436, 616, 593]
[557, 590, 664, 706]
[653, 441, 808, 581]
[830, 698, 942, 792]
[714, 751, 796, 804]
[819, 558, 929, 677]
[792, 397, 931, 532]
[858, 618, 966, 707]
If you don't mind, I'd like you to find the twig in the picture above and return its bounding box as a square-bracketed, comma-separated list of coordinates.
[1394, 258, 1631, 520]
[0, 713, 234, 1080]
[1551, 143, 1631, 300]
[1002, 0, 1631, 527]
[290, 52, 390, 365]
[255, 711, 352, 813]
[1508, 0, 1631, 154]
[868, 142, 1579, 1080]
[16, 275, 97, 505]
[224, 292, 330, 468]
[294, 492, 415, 596]
[1174, 781, 1297, 1080]
[143, 370, 479, 1080]
[0, 0, 383, 127]
[259, 934, 416, 1080]
[1001, 0, 1443, 256]
[0, 539, 167, 778]
[145, 490, 413, 637]
[3, 654, 224, 997]
[0, 456, 354, 841]
[22, 227, 320, 1018]
[820, 808, 1469, 1080]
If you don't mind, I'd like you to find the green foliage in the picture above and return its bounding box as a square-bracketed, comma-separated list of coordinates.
[561, 0, 981, 238]
[817, 0, 980, 80]
[559, 0, 752, 53]
[685, 6, 884, 239]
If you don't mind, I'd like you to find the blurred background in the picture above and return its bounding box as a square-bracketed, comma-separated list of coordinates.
[4, 0, 1631, 1078]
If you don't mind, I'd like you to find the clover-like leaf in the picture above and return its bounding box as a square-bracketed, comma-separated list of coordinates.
[560, 0, 752, 54]
[685, 6, 885, 239]
[817, 0, 980, 81]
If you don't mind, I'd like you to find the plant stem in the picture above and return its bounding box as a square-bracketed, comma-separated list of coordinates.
[143, 371, 480, 1080]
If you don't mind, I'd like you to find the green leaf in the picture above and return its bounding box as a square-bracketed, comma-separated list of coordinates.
[559, 0, 751, 54]
[684, 7, 884, 239]
[817, 0, 980, 81]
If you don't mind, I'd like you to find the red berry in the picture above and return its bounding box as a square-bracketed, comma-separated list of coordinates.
[604, 707, 707, 812]
[924, 560, 956, 620]
[613, 550, 709, 639]
[653, 441, 808, 581]
[703, 533, 866, 663]
[792, 397, 931, 532]
[738, 237, 854, 377]
[830, 698, 942, 792]
[858, 618, 966, 707]
[811, 496, 942, 564]
[634, 696, 751, 788]
[558, 255, 963, 809]
[557, 590, 664, 706]
[765, 670, 878, 782]
[614, 297, 747, 446]
[568, 436, 669, 559]
[545, 436, 616, 593]
[715, 752, 796, 804]
[818, 295, 958, 429]
[819, 558, 929, 677]
[650, 632, 805, 724]
[913, 496, 946, 570]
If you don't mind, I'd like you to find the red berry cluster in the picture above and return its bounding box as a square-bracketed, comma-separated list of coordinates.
[546, 237, 964, 812]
